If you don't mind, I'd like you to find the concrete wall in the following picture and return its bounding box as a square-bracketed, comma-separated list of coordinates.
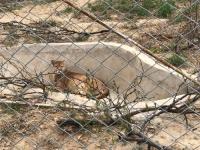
[0, 42, 188, 100]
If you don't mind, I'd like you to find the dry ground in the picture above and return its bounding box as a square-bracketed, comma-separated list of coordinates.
[0, 1, 200, 150]
[0, 105, 200, 150]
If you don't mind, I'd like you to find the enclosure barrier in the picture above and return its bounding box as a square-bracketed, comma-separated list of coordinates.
[0, 0, 199, 149]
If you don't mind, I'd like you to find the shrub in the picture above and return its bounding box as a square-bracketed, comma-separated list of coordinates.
[167, 53, 186, 67]
[157, 0, 175, 18]
[62, 7, 73, 13]
[88, 0, 176, 18]
[149, 47, 165, 53]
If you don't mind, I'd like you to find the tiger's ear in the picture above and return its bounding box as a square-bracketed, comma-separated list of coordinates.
[51, 60, 56, 65]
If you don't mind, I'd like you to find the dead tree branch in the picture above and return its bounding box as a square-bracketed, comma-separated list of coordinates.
[0, 21, 109, 37]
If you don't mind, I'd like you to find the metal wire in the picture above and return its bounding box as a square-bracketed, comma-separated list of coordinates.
[0, 0, 200, 150]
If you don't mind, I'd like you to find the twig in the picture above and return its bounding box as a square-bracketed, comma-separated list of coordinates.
[0, 21, 109, 37]
[119, 131, 173, 150]
[140, 81, 186, 130]
[122, 93, 199, 119]
[0, 98, 96, 112]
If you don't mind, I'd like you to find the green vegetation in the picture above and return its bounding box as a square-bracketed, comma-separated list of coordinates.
[174, 14, 185, 23]
[61, 7, 74, 14]
[88, 0, 176, 19]
[0, 0, 58, 12]
[0, 103, 23, 114]
[88, 0, 143, 18]
[0, 2, 23, 12]
[58, 7, 81, 16]
[167, 53, 186, 67]
[36, 20, 59, 28]
[87, 0, 112, 18]
[157, 0, 175, 18]
[149, 47, 165, 53]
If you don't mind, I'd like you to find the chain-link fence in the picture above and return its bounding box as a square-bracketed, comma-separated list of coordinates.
[0, 0, 200, 149]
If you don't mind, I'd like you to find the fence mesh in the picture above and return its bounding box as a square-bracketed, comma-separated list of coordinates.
[0, 0, 200, 149]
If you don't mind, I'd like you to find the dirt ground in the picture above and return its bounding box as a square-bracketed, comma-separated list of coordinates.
[0, 0, 200, 150]
[0, 105, 200, 150]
